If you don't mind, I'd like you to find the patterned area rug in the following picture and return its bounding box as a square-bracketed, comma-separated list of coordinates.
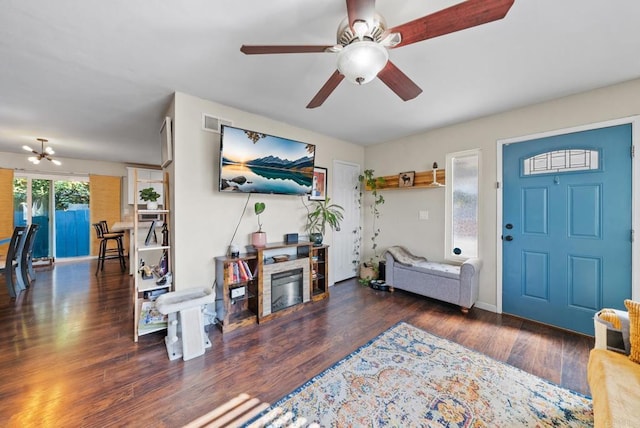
[248, 322, 593, 427]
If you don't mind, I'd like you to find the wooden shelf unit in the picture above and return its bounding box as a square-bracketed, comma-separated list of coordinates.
[215, 253, 259, 333]
[311, 245, 329, 301]
[215, 241, 329, 333]
[132, 169, 172, 342]
[365, 169, 446, 190]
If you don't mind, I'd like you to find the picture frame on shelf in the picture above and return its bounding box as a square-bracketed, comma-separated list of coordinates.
[310, 166, 327, 201]
[398, 171, 415, 187]
[160, 116, 173, 168]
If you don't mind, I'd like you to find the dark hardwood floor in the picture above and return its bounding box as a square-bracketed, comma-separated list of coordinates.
[0, 261, 593, 427]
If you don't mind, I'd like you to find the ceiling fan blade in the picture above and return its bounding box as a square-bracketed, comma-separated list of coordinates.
[377, 61, 423, 102]
[241, 45, 334, 55]
[389, 0, 515, 48]
[307, 71, 345, 109]
[346, 0, 376, 29]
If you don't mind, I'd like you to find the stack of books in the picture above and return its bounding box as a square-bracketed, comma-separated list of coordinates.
[227, 260, 254, 283]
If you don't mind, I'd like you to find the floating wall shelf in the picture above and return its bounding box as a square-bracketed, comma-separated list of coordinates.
[365, 169, 445, 190]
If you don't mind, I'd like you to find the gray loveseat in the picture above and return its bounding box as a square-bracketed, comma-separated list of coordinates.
[384, 246, 482, 313]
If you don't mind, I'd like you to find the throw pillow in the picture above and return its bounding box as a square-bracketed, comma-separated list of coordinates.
[385, 246, 427, 266]
[624, 299, 640, 363]
[598, 308, 622, 330]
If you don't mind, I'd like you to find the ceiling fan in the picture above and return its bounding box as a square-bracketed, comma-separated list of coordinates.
[241, 0, 515, 108]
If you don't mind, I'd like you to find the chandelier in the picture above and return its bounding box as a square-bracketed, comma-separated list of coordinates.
[23, 138, 61, 166]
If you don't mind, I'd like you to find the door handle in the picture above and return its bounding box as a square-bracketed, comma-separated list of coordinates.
[504, 235, 513, 241]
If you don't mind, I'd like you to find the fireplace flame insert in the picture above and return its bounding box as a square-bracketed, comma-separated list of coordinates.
[271, 268, 303, 313]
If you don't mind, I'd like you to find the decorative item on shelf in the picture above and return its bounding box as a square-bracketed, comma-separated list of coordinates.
[139, 187, 161, 210]
[139, 259, 155, 280]
[155, 272, 172, 286]
[272, 254, 290, 263]
[285, 233, 298, 244]
[229, 244, 240, 258]
[157, 251, 168, 277]
[251, 202, 267, 247]
[398, 171, 415, 187]
[161, 222, 169, 246]
[144, 220, 158, 246]
[431, 162, 445, 187]
[304, 197, 344, 247]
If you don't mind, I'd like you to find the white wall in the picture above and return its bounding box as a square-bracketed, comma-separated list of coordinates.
[365, 77, 640, 310]
[171, 92, 364, 291]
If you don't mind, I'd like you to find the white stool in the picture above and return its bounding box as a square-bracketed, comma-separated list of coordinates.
[155, 287, 215, 361]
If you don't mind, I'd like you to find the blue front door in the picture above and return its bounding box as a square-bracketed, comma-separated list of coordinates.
[503, 124, 632, 334]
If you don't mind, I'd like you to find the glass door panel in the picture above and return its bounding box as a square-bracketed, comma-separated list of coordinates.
[31, 179, 52, 259]
[14, 175, 92, 260]
[54, 180, 90, 258]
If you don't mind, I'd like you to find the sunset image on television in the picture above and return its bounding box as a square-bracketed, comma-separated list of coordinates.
[219, 125, 315, 195]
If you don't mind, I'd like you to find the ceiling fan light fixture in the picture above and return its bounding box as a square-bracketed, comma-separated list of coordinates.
[26, 138, 60, 166]
[337, 41, 388, 85]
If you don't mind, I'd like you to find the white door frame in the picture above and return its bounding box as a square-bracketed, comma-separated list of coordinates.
[496, 116, 640, 314]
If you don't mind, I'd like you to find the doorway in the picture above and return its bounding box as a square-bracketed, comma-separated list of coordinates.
[13, 173, 90, 260]
[332, 160, 361, 282]
[499, 121, 636, 335]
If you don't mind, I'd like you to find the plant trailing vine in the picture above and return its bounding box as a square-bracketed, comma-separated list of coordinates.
[351, 179, 362, 271]
[357, 169, 386, 283]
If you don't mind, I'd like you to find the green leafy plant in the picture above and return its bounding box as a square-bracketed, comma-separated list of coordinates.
[139, 187, 161, 202]
[254, 202, 266, 232]
[305, 197, 344, 236]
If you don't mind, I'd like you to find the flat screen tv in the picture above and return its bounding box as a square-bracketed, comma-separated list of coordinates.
[219, 125, 316, 195]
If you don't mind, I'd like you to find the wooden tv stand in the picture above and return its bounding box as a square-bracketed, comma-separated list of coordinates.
[214, 241, 329, 333]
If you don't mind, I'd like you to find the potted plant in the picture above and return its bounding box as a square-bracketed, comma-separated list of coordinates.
[139, 187, 161, 210]
[251, 202, 267, 247]
[305, 197, 344, 246]
[357, 169, 386, 283]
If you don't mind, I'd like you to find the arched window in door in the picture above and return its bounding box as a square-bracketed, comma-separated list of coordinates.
[523, 149, 599, 176]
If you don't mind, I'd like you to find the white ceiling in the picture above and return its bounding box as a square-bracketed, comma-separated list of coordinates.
[1, 0, 640, 165]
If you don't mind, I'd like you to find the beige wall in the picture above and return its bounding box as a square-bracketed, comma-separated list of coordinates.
[365, 77, 640, 310]
[171, 92, 364, 291]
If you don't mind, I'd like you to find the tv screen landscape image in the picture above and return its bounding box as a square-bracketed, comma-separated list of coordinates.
[219, 125, 316, 195]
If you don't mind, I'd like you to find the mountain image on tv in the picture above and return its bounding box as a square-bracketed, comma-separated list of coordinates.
[219, 126, 315, 195]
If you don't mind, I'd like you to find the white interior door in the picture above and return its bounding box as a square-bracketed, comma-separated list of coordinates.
[332, 160, 361, 283]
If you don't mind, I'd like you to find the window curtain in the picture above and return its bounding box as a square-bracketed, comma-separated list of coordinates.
[89, 174, 122, 257]
[0, 168, 14, 253]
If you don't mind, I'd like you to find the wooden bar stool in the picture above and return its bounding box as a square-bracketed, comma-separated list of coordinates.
[93, 223, 126, 275]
